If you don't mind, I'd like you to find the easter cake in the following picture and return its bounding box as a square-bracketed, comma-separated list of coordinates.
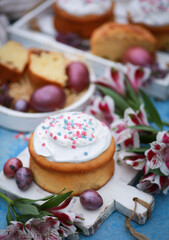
[53, 0, 114, 38]
[90, 22, 156, 61]
[28, 112, 115, 195]
[126, 0, 169, 51]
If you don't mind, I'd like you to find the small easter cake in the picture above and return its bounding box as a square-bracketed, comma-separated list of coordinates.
[127, 0, 169, 50]
[28, 112, 115, 195]
[53, 0, 114, 38]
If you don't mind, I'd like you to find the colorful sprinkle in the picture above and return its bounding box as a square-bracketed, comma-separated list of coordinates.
[36, 112, 108, 157]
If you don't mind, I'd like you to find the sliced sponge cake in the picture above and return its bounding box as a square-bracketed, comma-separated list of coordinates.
[0, 41, 28, 82]
[28, 49, 68, 88]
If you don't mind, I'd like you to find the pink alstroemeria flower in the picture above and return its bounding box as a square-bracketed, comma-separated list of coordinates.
[25, 216, 61, 240]
[145, 131, 169, 176]
[111, 119, 140, 149]
[48, 197, 83, 236]
[124, 104, 149, 127]
[117, 150, 146, 170]
[111, 104, 148, 149]
[0, 221, 31, 240]
[142, 161, 150, 175]
[137, 173, 169, 194]
[85, 95, 119, 128]
[95, 67, 126, 95]
[126, 63, 151, 92]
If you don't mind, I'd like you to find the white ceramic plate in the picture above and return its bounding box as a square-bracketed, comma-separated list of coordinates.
[0, 28, 97, 133]
[0, 82, 96, 132]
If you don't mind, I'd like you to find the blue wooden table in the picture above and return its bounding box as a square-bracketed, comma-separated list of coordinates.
[0, 98, 169, 240]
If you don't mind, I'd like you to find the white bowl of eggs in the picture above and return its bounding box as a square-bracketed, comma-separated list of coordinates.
[0, 41, 96, 132]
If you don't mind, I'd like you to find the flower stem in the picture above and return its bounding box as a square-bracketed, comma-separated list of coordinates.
[0, 191, 12, 204]
[10, 205, 18, 220]
[162, 121, 169, 127]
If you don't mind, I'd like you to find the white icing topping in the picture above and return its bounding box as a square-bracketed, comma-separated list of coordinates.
[127, 0, 169, 26]
[33, 112, 112, 163]
[56, 0, 113, 16]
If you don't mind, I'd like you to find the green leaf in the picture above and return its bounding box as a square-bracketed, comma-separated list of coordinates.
[161, 181, 168, 191]
[40, 191, 73, 210]
[150, 168, 166, 176]
[139, 132, 157, 144]
[75, 225, 84, 234]
[162, 121, 169, 127]
[38, 210, 53, 217]
[13, 189, 66, 205]
[139, 89, 163, 130]
[6, 207, 13, 225]
[126, 99, 140, 111]
[125, 78, 140, 109]
[20, 211, 52, 222]
[96, 85, 129, 112]
[126, 147, 149, 153]
[14, 202, 39, 216]
[14, 194, 57, 205]
[0, 192, 13, 204]
[128, 125, 158, 134]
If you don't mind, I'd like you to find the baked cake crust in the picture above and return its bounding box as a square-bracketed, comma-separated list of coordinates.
[29, 133, 115, 196]
[90, 22, 156, 61]
[53, 2, 114, 38]
[128, 16, 169, 51]
[126, 0, 169, 51]
[0, 64, 24, 83]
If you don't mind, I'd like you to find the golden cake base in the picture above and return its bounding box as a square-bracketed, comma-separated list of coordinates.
[29, 134, 115, 196]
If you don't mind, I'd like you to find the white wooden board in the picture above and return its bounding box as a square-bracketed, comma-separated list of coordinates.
[0, 148, 154, 236]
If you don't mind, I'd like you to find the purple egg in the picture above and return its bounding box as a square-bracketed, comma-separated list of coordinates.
[66, 61, 90, 92]
[80, 189, 103, 210]
[13, 99, 29, 112]
[15, 167, 33, 191]
[29, 84, 66, 112]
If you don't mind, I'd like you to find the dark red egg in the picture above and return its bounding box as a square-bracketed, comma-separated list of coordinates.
[29, 84, 66, 112]
[80, 189, 103, 210]
[122, 46, 154, 66]
[3, 157, 23, 178]
[66, 61, 90, 92]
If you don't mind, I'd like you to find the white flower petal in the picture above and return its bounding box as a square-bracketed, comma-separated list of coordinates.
[160, 162, 169, 176]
